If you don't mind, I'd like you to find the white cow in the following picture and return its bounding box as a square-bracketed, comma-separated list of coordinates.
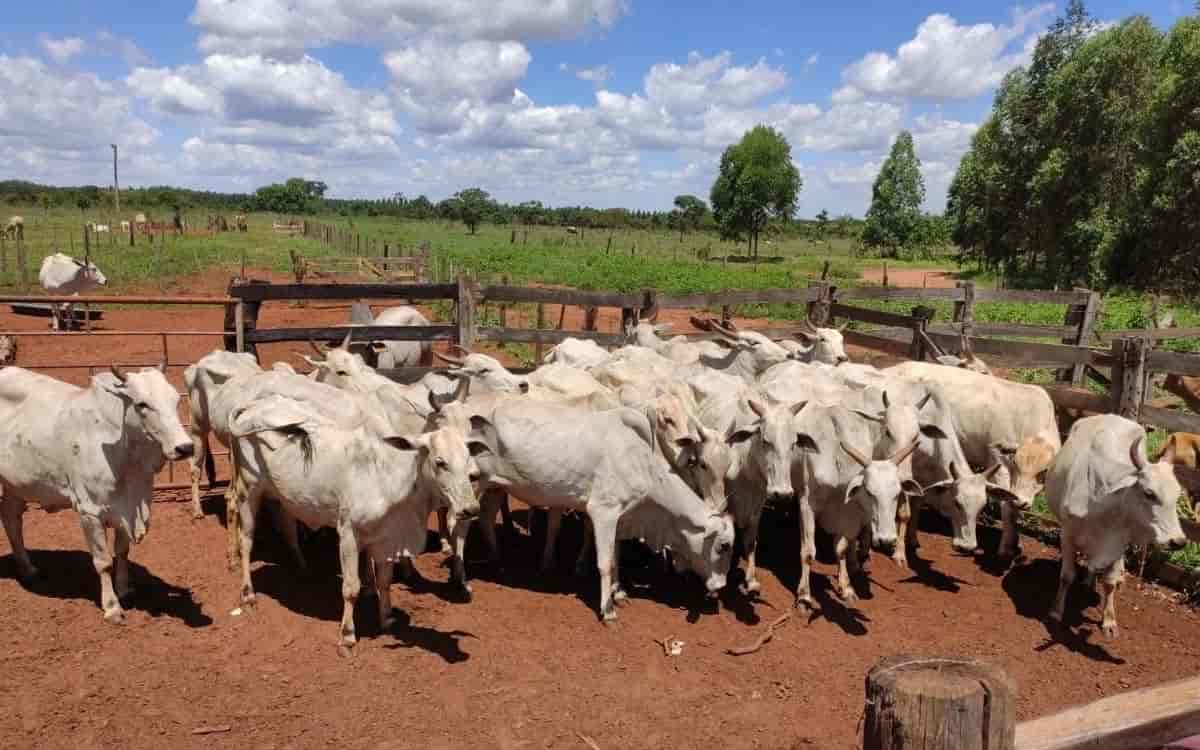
[468, 400, 736, 622]
[350, 302, 434, 368]
[1046, 415, 1187, 638]
[884, 362, 1060, 559]
[229, 394, 482, 655]
[38, 253, 107, 331]
[184, 350, 262, 519]
[0, 365, 192, 623]
[793, 403, 922, 608]
[790, 318, 850, 365]
[4, 216, 23, 240]
[543, 338, 611, 369]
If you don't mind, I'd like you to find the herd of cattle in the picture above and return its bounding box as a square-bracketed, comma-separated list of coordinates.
[0, 304, 1190, 655]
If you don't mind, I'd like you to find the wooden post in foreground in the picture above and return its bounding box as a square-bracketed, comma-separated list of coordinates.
[456, 274, 476, 352]
[909, 306, 935, 363]
[953, 280, 976, 338]
[534, 303, 545, 363]
[864, 655, 1016, 750]
[1114, 336, 1149, 420]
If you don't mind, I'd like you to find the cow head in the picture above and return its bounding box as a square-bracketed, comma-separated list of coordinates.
[794, 319, 850, 365]
[103, 365, 193, 462]
[72, 257, 107, 288]
[387, 425, 481, 522]
[921, 461, 1019, 554]
[1116, 435, 1187, 551]
[990, 435, 1057, 510]
[664, 503, 736, 598]
[702, 318, 792, 373]
[434, 346, 528, 394]
[841, 438, 922, 554]
[633, 319, 673, 350]
[727, 398, 814, 503]
[304, 331, 373, 389]
[675, 416, 733, 513]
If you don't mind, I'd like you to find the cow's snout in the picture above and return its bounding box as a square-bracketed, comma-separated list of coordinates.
[173, 442, 195, 460]
[1169, 536, 1188, 552]
[518, 381, 530, 393]
[767, 492, 792, 506]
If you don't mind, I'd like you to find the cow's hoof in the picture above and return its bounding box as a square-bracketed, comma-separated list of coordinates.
[337, 643, 356, 659]
[439, 539, 454, 556]
[103, 608, 126, 625]
[240, 590, 257, 607]
[612, 588, 629, 607]
[1101, 621, 1119, 639]
[838, 588, 859, 605]
[601, 610, 619, 626]
[794, 595, 818, 615]
[891, 555, 909, 570]
[455, 582, 473, 602]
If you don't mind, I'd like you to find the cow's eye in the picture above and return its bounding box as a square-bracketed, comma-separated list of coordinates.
[697, 461, 708, 471]
[135, 402, 151, 411]
[336, 370, 349, 377]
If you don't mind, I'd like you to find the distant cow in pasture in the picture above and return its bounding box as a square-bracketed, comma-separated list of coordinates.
[235, 214, 247, 232]
[5, 216, 23, 240]
[38, 253, 108, 331]
[120, 220, 130, 233]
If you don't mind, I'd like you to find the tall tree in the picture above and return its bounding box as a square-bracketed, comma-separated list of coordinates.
[451, 187, 494, 234]
[710, 125, 802, 258]
[862, 131, 926, 257]
[672, 195, 708, 240]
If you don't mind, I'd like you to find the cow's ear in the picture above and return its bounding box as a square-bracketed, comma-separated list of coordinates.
[469, 415, 493, 432]
[919, 423, 948, 440]
[468, 441, 491, 457]
[726, 425, 759, 445]
[386, 434, 430, 453]
[843, 474, 865, 503]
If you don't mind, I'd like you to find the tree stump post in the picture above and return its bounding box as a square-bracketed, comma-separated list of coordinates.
[864, 655, 1016, 750]
[1115, 336, 1149, 420]
[953, 280, 976, 338]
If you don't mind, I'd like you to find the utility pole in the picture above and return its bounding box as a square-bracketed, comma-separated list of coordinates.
[111, 144, 120, 215]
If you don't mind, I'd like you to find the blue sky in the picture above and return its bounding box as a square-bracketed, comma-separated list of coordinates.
[0, 1, 1191, 217]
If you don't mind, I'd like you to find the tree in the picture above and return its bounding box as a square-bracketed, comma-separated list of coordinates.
[451, 187, 494, 234]
[815, 209, 830, 241]
[710, 125, 802, 258]
[672, 195, 708, 240]
[862, 131, 926, 257]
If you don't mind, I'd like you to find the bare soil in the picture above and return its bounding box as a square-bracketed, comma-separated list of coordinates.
[1, 267, 1198, 750]
[860, 267, 960, 289]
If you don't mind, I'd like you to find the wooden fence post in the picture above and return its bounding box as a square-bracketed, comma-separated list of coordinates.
[909, 306, 935, 362]
[864, 655, 1016, 750]
[807, 281, 832, 326]
[456, 274, 476, 352]
[1115, 336, 1149, 420]
[584, 306, 598, 333]
[953, 280, 976, 338]
[498, 274, 509, 338]
[1, 235, 7, 283]
[534, 303, 546, 362]
[1070, 290, 1101, 387]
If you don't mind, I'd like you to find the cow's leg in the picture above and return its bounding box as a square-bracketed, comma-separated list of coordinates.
[370, 546, 396, 632]
[1099, 557, 1125, 639]
[449, 516, 472, 600]
[237, 488, 264, 606]
[499, 494, 516, 537]
[590, 510, 620, 623]
[478, 490, 503, 563]
[834, 535, 858, 603]
[336, 523, 362, 657]
[740, 510, 763, 595]
[268, 501, 305, 570]
[1049, 533, 1076, 627]
[225, 473, 243, 573]
[79, 514, 123, 623]
[893, 496, 912, 568]
[188, 430, 208, 520]
[574, 515, 595, 577]
[113, 524, 134, 604]
[855, 525, 871, 573]
[540, 507, 563, 572]
[795, 492, 818, 612]
[436, 507, 453, 555]
[0, 496, 36, 581]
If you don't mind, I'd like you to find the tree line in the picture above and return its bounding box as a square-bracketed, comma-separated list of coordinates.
[948, 1, 1200, 292]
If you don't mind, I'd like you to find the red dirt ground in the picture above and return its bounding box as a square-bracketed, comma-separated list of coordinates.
[860, 267, 960, 288]
[1, 267, 1198, 750]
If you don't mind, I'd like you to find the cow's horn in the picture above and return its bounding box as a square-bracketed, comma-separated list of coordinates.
[448, 343, 473, 359]
[716, 318, 739, 332]
[1131, 434, 1151, 474]
[340, 329, 353, 350]
[433, 350, 465, 367]
[689, 316, 712, 331]
[840, 440, 871, 468]
[890, 437, 920, 466]
[110, 364, 128, 383]
[307, 339, 326, 357]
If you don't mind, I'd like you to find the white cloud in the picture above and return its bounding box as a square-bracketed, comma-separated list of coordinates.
[40, 36, 86, 64]
[909, 113, 978, 162]
[836, 4, 1054, 100]
[190, 0, 629, 57]
[576, 64, 611, 84]
[644, 51, 788, 115]
[805, 53, 819, 67]
[94, 31, 151, 67]
[824, 161, 881, 187]
[385, 40, 530, 103]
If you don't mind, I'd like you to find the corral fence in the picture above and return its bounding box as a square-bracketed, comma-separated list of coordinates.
[299, 220, 430, 282]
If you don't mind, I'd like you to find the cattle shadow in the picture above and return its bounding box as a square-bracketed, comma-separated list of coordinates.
[1001, 557, 1125, 665]
[0, 550, 212, 628]
[380, 610, 474, 664]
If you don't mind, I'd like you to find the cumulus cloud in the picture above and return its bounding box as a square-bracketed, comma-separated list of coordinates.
[644, 51, 788, 115]
[575, 64, 611, 84]
[190, 0, 629, 57]
[95, 31, 151, 67]
[40, 36, 86, 64]
[835, 4, 1053, 100]
[385, 40, 531, 103]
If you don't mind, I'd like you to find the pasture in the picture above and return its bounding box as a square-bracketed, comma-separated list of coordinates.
[0, 209, 1199, 748]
